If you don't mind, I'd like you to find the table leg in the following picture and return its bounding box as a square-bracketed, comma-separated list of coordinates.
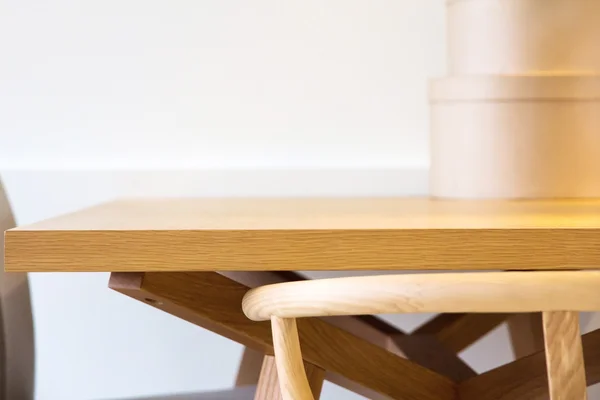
[255, 355, 325, 400]
[236, 347, 265, 387]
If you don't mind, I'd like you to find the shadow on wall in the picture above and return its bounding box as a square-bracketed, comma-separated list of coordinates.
[0, 178, 35, 400]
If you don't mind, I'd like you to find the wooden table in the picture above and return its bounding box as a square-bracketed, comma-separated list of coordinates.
[6, 198, 600, 400]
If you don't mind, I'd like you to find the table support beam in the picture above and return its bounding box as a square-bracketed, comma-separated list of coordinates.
[110, 271, 456, 400]
[236, 347, 265, 387]
[415, 313, 510, 353]
[459, 326, 600, 400]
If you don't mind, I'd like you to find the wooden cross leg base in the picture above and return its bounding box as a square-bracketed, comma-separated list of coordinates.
[235, 348, 325, 400]
[255, 355, 324, 400]
[241, 272, 600, 400]
[108, 270, 600, 400]
[244, 313, 589, 400]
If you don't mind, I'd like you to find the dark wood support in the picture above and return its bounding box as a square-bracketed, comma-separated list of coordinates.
[110, 272, 456, 400]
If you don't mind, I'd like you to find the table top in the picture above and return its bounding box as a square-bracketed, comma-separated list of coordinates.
[5, 198, 600, 272]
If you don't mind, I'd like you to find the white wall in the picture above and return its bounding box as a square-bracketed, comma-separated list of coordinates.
[0, 0, 444, 170]
[2, 1, 599, 399]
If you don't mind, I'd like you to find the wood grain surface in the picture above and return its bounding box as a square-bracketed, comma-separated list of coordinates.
[110, 271, 456, 400]
[6, 198, 600, 271]
[254, 355, 324, 400]
[243, 271, 600, 320]
[270, 317, 323, 400]
[459, 326, 600, 400]
[254, 356, 282, 400]
[390, 334, 477, 382]
[413, 313, 509, 353]
[508, 313, 545, 358]
[175, 270, 474, 385]
[543, 311, 587, 400]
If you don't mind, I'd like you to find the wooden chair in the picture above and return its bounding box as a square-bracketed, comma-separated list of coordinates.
[243, 272, 595, 400]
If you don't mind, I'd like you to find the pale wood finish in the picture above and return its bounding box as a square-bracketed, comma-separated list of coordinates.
[243, 271, 600, 321]
[254, 356, 324, 400]
[244, 272, 599, 398]
[249, 280, 478, 396]
[508, 313, 545, 358]
[270, 318, 324, 400]
[236, 348, 264, 387]
[7, 198, 600, 271]
[109, 272, 455, 400]
[414, 313, 509, 353]
[459, 327, 600, 400]
[254, 356, 282, 400]
[217, 271, 411, 361]
[543, 311, 587, 400]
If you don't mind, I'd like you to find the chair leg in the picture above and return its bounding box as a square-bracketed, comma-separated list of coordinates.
[270, 317, 325, 400]
[542, 311, 587, 400]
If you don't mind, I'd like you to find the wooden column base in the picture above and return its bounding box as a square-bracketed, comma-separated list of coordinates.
[236, 348, 265, 387]
[255, 355, 325, 400]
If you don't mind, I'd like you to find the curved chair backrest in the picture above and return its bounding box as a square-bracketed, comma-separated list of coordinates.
[0, 180, 35, 400]
[243, 271, 600, 400]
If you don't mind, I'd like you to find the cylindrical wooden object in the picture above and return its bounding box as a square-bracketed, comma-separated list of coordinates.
[430, 76, 600, 199]
[447, 0, 600, 75]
